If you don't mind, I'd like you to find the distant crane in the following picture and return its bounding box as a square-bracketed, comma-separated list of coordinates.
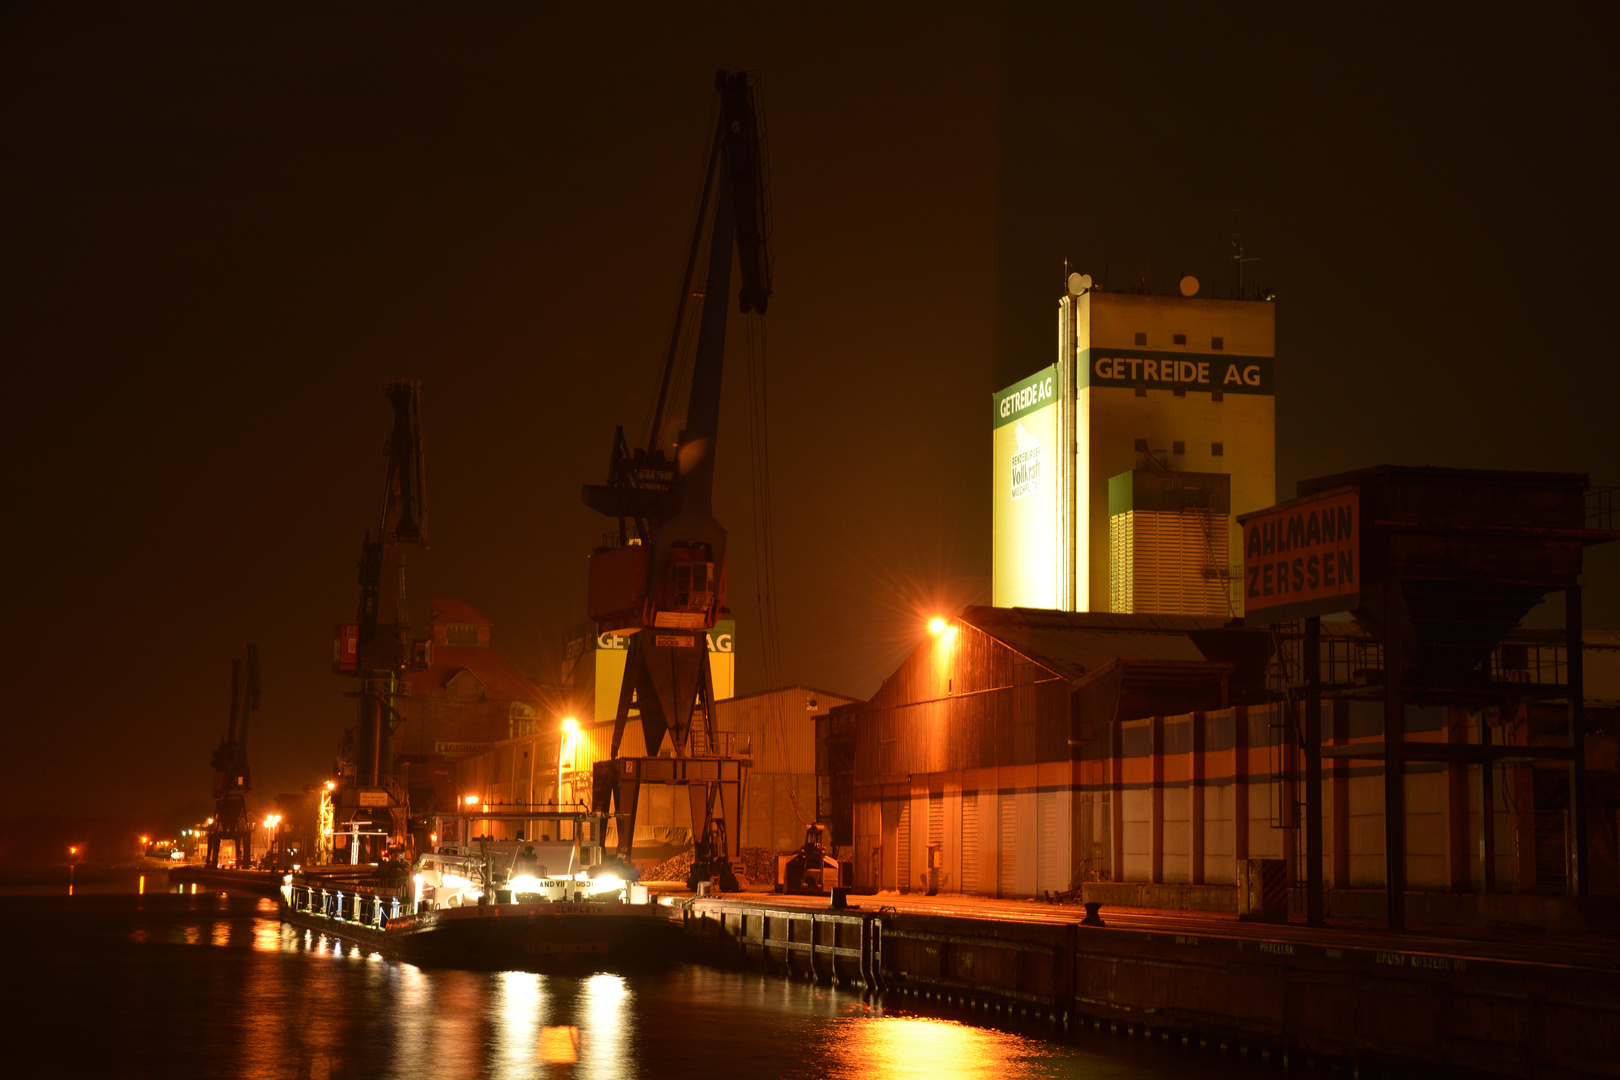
[332, 380, 430, 864]
[206, 645, 259, 869]
[583, 69, 772, 890]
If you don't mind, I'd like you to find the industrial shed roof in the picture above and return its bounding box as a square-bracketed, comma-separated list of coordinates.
[957, 606, 1261, 683]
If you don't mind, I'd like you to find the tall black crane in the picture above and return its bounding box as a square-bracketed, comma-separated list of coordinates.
[207, 645, 259, 869]
[333, 380, 429, 863]
[584, 70, 772, 888]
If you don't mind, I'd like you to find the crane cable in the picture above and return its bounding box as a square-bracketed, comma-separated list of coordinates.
[744, 312, 809, 829]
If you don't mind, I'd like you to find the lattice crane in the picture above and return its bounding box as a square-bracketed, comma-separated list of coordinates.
[583, 69, 772, 889]
[206, 645, 259, 869]
[332, 380, 429, 864]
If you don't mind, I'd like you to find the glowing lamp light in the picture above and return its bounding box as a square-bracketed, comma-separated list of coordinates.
[588, 874, 624, 896]
[928, 617, 947, 635]
[325, 780, 336, 791]
[561, 717, 579, 736]
[509, 874, 544, 894]
[463, 795, 479, 806]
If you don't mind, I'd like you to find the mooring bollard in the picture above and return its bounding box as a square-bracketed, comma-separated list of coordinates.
[1081, 902, 1106, 927]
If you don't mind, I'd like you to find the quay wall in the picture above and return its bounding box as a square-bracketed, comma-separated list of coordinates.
[683, 898, 1620, 1078]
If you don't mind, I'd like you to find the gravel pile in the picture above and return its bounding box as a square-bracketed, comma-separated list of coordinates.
[643, 849, 694, 883]
[735, 847, 779, 885]
[643, 845, 781, 888]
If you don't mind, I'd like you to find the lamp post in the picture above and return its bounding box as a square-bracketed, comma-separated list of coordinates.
[263, 814, 282, 868]
[558, 718, 578, 804]
[558, 717, 578, 839]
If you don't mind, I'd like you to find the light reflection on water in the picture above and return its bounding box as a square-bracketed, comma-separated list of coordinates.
[833, 1016, 1060, 1079]
[3, 881, 1254, 1080]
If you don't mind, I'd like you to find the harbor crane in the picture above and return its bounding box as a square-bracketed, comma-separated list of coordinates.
[583, 69, 772, 890]
[332, 380, 430, 864]
[206, 645, 259, 869]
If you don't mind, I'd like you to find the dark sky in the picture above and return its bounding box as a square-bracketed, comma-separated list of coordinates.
[5, 4, 1617, 825]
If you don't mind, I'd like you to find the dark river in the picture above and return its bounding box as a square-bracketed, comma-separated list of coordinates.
[3, 869, 1260, 1079]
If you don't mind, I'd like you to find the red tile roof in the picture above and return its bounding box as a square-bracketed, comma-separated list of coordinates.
[410, 644, 544, 704]
[428, 598, 494, 626]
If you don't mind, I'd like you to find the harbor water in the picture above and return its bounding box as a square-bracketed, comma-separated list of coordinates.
[4, 868, 1262, 1079]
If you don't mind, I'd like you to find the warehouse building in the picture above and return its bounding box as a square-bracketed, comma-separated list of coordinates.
[826, 606, 1618, 909]
[830, 467, 1620, 923]
[454, 679, 859, 862]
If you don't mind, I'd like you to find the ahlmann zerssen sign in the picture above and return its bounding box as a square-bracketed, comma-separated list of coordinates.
[1237, 489, 1359, 624]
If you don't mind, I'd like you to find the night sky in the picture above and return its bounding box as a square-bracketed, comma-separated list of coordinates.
[5, 5, 1616, 826]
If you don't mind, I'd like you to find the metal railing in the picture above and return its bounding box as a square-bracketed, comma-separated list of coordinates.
[1587, 486, 1618, 532]
[1265, 625, 1569, 692]
[693, 730, 752, 758]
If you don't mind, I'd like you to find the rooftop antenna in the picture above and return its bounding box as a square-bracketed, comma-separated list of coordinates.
[1231, 210, 1259, 299]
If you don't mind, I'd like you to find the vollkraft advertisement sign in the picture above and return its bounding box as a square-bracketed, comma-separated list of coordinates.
[1080, 348, 1273, 395]
[991, 366, 1060, 609]
[1237, 488, 1360, 624]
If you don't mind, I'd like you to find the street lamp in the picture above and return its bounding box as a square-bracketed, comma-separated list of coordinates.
[263, 814, 282, 866]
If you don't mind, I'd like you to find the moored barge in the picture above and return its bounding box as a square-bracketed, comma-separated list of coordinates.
[280, 805, 680, 969]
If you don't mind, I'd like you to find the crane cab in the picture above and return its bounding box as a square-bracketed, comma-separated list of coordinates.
[653, 543, 720, 629]
[588, 540, 725, 634]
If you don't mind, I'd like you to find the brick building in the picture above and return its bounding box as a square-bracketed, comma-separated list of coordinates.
[393, 599, 550, 812]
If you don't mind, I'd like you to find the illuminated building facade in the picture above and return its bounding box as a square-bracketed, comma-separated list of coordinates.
[455, 685, 859, 862]
[993, 282, 1276, 614]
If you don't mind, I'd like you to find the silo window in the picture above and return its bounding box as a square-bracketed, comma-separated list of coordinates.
[1173, 334, 1186, 345]
[1172, 388, 1185, 398]
[1212, 442, 1224, 456]
[1133, 439, 1148, 452]
[1172, 441, 1185, 455]
[1134, 332, 1147, 346]
[1211, 336, 1224, 350]
[1134, 383, 1147, 397]
[1212, 390, 1224, 402]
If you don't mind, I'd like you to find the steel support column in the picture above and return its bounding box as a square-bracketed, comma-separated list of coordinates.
[1384, 579, 1406, 930]
[1479, 710, 1497, 892]
[1567, 584, 1588, 897]
[1304, 616, 1324, 925]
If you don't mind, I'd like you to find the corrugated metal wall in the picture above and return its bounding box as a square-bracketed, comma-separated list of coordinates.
[854, 699, 1492, 898]
[855, 625, 1070, 784]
